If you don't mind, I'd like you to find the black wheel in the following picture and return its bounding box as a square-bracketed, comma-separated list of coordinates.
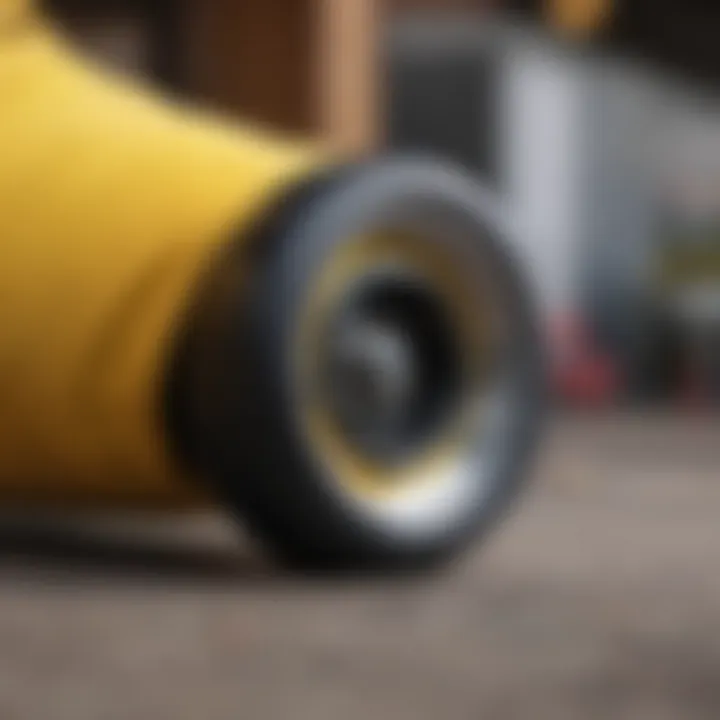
[166, 157, 547, 572]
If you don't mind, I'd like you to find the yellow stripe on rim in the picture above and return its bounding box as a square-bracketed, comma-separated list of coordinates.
[293, 231, 492, 501]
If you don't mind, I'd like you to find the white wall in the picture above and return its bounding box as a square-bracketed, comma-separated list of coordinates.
[500, 40, 590, 325]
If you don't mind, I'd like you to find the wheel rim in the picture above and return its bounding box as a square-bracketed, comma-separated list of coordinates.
[293, 230, 515, 509]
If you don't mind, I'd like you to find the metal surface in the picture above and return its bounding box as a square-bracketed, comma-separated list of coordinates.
[293, 225, 525, 537]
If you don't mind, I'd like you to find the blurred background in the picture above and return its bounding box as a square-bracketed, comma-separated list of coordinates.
[44, 0, 720, 411]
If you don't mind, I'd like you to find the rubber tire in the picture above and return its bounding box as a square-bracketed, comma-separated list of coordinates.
[166, 157, 547, 574]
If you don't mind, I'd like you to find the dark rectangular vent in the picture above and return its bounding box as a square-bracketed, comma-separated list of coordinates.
[386, 20, 501, 187]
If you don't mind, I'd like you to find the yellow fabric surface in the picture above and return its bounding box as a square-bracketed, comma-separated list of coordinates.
[0, 11, 321, 507]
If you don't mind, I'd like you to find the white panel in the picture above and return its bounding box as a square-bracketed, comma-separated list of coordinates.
[500, 42, 589, 323]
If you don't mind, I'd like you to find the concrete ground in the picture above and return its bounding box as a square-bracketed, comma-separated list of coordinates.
[0, 413, 718, 720]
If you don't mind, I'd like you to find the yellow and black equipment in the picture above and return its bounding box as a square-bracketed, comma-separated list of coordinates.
[0, 0, 545, 570]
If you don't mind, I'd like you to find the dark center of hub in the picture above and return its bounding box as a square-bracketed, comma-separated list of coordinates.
[321, 274, 463, 466]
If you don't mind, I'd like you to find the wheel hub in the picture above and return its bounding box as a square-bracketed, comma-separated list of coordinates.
[319, 273, 464, 467]
[329, 318, 419, 438]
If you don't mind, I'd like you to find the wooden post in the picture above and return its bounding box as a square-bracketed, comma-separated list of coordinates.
[184, 0, 381, 155]
[315, 0, 382, 156]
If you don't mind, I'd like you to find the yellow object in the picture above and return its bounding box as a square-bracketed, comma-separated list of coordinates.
[0, 4, 322, 508]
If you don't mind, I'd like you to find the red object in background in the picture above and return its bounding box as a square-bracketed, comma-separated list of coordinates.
[548, 315, 620, 408]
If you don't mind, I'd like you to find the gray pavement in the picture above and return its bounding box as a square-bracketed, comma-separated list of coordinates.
[0, 413, 718, 720]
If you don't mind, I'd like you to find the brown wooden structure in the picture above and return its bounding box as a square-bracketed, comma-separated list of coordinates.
[45, 0, 383, 156]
